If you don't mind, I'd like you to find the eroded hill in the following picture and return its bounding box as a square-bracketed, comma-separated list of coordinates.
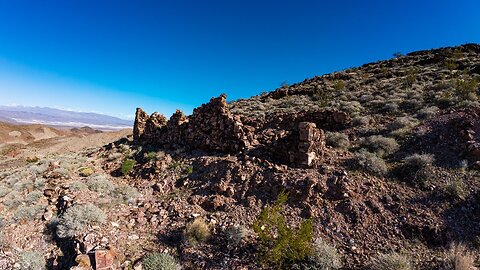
[1, 44, 480, 270]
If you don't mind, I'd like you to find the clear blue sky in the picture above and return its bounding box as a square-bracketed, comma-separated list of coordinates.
[0, 0, 478, 119]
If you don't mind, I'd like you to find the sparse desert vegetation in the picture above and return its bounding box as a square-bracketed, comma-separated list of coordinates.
[0, 44, 480, 269]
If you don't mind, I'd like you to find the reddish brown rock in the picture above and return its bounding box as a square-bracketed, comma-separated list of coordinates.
[133, 108, 149, 141]
[94, 249, 116, 270]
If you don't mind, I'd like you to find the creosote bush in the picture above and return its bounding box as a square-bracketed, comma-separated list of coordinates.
[184, 217, 211, 245]
[143, 252, 179, 270]
[56, 204, 106, 238]
[309, 238, 342, 270]
[252, 191, 313, 268]
[360, 135, 399, 157]
[353, 150, 388, 176]
[370, 252, 411, 270]
[121, 159, 136, 175]
[326, 132, 350, 150]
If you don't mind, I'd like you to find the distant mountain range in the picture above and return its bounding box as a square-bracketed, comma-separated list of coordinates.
[0, 106, 132, 130]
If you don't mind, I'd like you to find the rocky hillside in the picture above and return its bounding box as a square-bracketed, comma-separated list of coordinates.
[0, 44, 479, 270]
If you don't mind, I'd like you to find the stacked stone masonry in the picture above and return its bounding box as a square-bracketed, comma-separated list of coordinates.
[134, 94, 348, 167]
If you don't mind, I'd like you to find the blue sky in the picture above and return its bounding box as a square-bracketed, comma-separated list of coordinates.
[0, 0, 478, 119]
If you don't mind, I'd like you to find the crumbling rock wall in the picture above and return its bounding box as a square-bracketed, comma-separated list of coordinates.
[134, 94, 346, 167]
[134, 94, 250, 153]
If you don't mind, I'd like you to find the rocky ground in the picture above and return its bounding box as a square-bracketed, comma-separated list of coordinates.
[1, 44, 480, 270]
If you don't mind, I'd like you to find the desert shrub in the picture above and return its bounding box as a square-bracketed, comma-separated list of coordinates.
[184, 217, 211, 245]
[0, 185, 10, 198]
[225, 225, 246, 249]
[383, 103, 399, 113]
[183, 166, 193, 175]
[19, 251, 46, 270]
[353, 150, 388, 176]
[389, 116, 419, 130]
[56, 204, 106, 238]
[3, 191, 22, 209]
[443, 243, 474, 270]
[69, 181, 88, 192]
[445, 178, 468, 201]
[333, 80, 345, 91]
[78, 167, 94, 177]
[27, 164, 48, 175]
[455, 78, 479, 101]
[351, 116, 372, 127]
[416, 106, 440, 120]
[309, 238, 342, 270]
[25, 191, 43, 205]
[143, 252, 179, 270]
[326, 132, 350, 149]
[14, 205, 45, 222]
[145, 151, 157, 162]
[398, 154, 434, 185]
[252, 191, 313, 268]
[360, 135, 399, 157]
[121, 159, 136, 175]
[370, 253, 411, 270]
[112, 185, 139, 203]
[340, 101, 363, 115]
[87, 175, 115, 194]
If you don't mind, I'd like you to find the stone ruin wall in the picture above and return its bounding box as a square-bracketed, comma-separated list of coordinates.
[134, 94, 348, 167]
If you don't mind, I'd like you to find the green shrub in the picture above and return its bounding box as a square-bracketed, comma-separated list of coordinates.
[19, 251, 46, 270]
[143, 252, 179, 270]
[326, 132, 350, 149]
[370, 253, 411, 270]
[353, 150, 388, 176]
[184, 217, 211, 245]
[183, 166, 193, 175]
[87, 174, 115, 194]
[360, 135, 399, 157]
[333, 80, 345, 91]
[252, 191, 313, 268]
[399, 154, 434, 185]
[309, 238, 342, 269]
[56, 204, 106, 238]
[443, 243, 474, 270]
[121, 159, 136, 175]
